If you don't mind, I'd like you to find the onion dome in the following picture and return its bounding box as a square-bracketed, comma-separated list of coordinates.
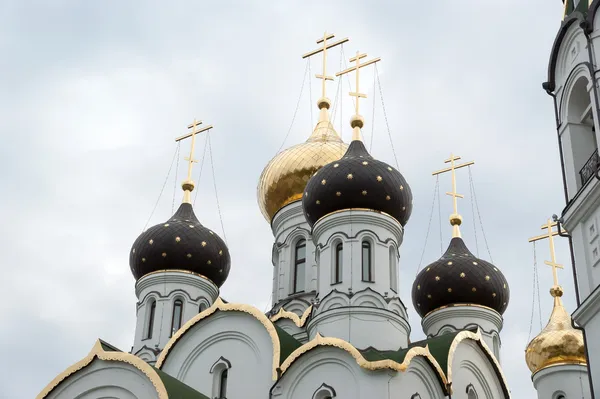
[525, 286, 586, 374]
[129, 203, 230, 286]
[257, 99, 348, 222]
[302, 116, 412, 227]
[130, 122, 231, 287]
[411, 237, 509, 317]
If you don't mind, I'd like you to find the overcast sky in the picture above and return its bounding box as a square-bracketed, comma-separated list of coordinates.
[0, 1, 586, 398]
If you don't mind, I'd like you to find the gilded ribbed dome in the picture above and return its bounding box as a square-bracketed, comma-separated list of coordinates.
[258, 105, 348, 222]
[525, 286, 586, 374]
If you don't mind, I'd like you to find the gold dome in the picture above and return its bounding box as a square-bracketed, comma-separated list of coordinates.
[258, 106, 348, 222]
[525, 286, 586, 374]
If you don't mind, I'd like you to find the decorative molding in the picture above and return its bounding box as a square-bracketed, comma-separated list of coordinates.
[274, 226, 311, 248]
[446, 329, 510, 398]
[311, 382, 336, 399]
[137, 289, 210, 308]
[209, 356, 232, 373]
[37, 340, 168, 399]
[135, 269, 219, 301]
[312, 209, 403, 245]
[155, 297, 281, 380]
[573, 282, 600, 325]
[279, 333, 447, 387]
[133, 345, 161, 357]
[271, 305, 313, 327]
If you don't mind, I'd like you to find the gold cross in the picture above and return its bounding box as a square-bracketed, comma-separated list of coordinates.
[528, 219, 564, 287]
[174, 119, 213, 203]
[432, 153, 475, 236]
[336, 51, 381, 116]
[302, 32, 348, 100]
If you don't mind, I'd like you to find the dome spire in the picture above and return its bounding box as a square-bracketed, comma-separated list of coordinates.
[336, 51, 380, 142]
[431, 153, 475, 238]
[174, 119, 213, 204]
[526, 219, 586, 374]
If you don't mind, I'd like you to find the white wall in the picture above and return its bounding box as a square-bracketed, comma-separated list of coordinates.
[273, 346, 446, 399]
[132, 271, 218, 362]
[532, 364, 591, 399]
[159, 311, 275, 398]
[450, 339, 505, 399]
[47, 359, 160, 399]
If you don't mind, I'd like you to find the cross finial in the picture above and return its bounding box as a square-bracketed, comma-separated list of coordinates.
[336, 51, 380, 140]
[528, 219, 565, 292]
[431, 153, 475, 238]
[174, 119, 214, 204]
[302, 32, 348, 109]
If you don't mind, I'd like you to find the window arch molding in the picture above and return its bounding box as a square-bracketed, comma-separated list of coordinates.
[466, 383, 478, 399]
[553, 391, 567, 399]
[558, 63, 593, 123]
[311, 382, 336, 399]
[210, 356, 231, 399]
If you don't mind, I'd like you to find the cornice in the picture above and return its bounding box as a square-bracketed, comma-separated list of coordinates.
[573, 283, 600, 325]
[562, 177, 600, 230]
[312, 209, 403, 245]
[135, 269, 219, 300]
[272, 201, 306, 235]
[307, 305, 411, 336]
[422, 304, 503, 333]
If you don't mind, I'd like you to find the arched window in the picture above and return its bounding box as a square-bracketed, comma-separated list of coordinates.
[218, 368, 228, 398]
[199, 303, 206, 313]
[466, 384, 478, 399]
[389, 246, 397, 292]
[210, 357, 231, 399]
[293, 239, 306, 293]
[566, 76, 598, 192]
[334, 243, 343, 284]
[170, 299, 183, 336]
[362, 241, 373, 282]
[145, 299, 156, 339]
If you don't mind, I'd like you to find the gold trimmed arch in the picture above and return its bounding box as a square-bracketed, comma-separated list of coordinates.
[270, 305, 312, 327]
[37, 340, 168, 399]
[156, 297, 281, 380]
[446, 329, 511, 398]
[279, 333, 448, 386]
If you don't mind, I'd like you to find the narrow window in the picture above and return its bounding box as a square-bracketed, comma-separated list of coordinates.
[293, 239, 306, 293]
[218, 368, 228, 399]
[145, 300, 156, 339]
[199, 303, 206, 313]
[362, 241, 372, 282]
[389, 246, 398, 292]
[171, 299, 183, 336]
[334, 243, 343, 284]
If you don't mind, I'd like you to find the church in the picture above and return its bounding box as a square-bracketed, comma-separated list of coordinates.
[36, 5, 598, 397]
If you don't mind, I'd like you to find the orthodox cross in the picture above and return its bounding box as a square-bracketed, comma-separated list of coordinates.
[432, 153, 475, 236]
[175, 119, 213, 203]
[336, 51, 381, 116]
[302, 32, 348, 100]
[528, 219, 564, 287]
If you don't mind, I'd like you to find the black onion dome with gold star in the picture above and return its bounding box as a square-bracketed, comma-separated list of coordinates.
[411, 237, 509, 317]
[129, 202, 230, 287]
[129, 119, 231, 287]
[411, 153, 509, 318]
[302, 137, 412, 227]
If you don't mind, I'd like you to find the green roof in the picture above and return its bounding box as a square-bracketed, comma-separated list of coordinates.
[274, 325, 303, 364]
[98, 339, 210, 399]
[154, 368, 210, 399]
[566, 0, 589, 17]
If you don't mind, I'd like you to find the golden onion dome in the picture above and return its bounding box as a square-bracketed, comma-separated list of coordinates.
[258, 101, 348, 222]
[525, 286, 586, 374]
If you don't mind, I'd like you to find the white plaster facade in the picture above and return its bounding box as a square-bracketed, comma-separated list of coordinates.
[545, 6, 600, 397]
[532, 364, 591, 399]
[132, 270, 219, 364]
